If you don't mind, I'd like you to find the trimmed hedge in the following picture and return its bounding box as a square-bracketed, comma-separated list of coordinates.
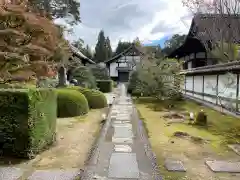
[96, 80, 113, 93]
[79, 88, 107, 109]
[0, 88, 57, 159]
[56, 89, 89, 118]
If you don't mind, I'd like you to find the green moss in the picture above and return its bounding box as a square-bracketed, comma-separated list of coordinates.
[0, 88, 57, 159]
[56, 89, 89, 118]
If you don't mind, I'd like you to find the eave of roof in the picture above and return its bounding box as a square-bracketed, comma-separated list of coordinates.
[167, 13, 240, 59]
[105, 43, 144, 64]
[70, 45, 95, 64]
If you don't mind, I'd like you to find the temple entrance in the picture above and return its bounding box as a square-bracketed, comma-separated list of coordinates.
[118, 71, 129, 82]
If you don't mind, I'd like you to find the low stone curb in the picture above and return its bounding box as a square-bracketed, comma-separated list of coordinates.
[79, 95, 117, 180]
[132, 103, 163, 180]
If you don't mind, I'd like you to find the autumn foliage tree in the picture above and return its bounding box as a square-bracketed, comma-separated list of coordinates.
[0, 0, 71, 84]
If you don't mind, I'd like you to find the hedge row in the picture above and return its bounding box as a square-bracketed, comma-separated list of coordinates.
[0, 88, 57, 159]
[96, 80, 113, 93]
[0, 86, 108, 159]
[66, 86, 107, 109]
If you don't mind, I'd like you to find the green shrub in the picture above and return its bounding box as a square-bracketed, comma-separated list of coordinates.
[79, 88, 107, 109]
[72, 66, 96, 89]
[0, 88, 57, 159]
[56, 89, 89, 118]
[127, 71, 139, 94]
[96, 80, 113, 93]
[195, 111, 207, 126]
[89, 64, 110, 80]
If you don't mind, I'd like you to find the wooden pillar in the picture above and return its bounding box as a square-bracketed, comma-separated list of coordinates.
[192, 75, 194, 96]
[202, 75, 205, 100]
[216, 74, 219, 105]
[236, 74, 239, 112]
[184, 75, 186, 94]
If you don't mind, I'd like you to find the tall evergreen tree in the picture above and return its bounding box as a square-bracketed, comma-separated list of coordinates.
[114, 41, 132, 56]
[94, 30, 108, 63]
[105, 37, 112, 59]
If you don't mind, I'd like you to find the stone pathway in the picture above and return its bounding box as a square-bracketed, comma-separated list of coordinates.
[81, 84, 160, 179]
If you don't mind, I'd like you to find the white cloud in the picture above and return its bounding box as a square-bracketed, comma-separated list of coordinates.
[65, 0, 193, 50]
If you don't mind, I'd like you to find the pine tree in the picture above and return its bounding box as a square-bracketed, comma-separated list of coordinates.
[94, 30, 108, 63]
[114, 41, 132, 56]
[105, 37, 112, 59]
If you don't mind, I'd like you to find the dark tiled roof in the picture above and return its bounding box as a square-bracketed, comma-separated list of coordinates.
[105, 43, 144, 64]
[70, 45, 95, 64]
[168, 13, 240, 58]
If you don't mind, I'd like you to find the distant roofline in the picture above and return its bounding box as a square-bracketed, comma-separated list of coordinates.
[104, 43, 144, 64]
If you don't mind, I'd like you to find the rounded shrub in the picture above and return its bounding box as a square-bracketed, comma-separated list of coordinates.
[79, 88, 107, 109]
[56, 89, 89, 118]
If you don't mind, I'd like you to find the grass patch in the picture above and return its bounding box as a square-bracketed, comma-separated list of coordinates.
[135, 97, 240, 146]
[135, 97, 240, 180]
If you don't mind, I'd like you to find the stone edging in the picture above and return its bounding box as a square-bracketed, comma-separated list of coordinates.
[79, 95, 117, 180]
[132, 104, 163, 180]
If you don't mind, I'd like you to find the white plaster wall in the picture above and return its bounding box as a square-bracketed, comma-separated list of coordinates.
[118, 62, 128, 67]
[194, 76, 203, 92]
[185, 76, 193, 96]
[110, 62, 118, 77]
[217, 74, 237, 109]
[218, 74, 237, 99]
[204, 75, 217, 104]
[193, 76, 203, 99]
[187, 61, 192, 69]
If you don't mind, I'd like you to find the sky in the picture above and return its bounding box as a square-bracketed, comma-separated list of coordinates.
[63, 0, 194, 50]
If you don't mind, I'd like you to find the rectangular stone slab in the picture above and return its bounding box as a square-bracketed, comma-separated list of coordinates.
[164, 159, 186, 172]
[0, 167, 24, 180]
[205, 160, 240, 173]
[112, 137, 133, 143]
[108, 153, 139, 178]
[114, 144, 132, 152]
[113, 123, 132, 128]
[113, 126, 133, 138]
[28, 169, 79, 180]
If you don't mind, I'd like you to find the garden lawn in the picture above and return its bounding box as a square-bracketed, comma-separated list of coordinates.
[135, 97, 240, 180]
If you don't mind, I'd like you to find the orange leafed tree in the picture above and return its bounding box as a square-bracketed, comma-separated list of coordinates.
[0, 0, 71, 83]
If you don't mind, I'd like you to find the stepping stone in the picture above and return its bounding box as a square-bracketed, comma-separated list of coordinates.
[113, 123, 132, 128]
[108, 153, 139, 178]
[28, 169, 80, 180]
[112, 120, 131, 124]
[0, 167, 24, 180]
[114, 145, 132, 152]
[228, 144, 240, 155]
[205, 160, 240, 173]
[112, 137, 133, 144]
[164, 159, 186, 172]
[113, 126, 133, 139]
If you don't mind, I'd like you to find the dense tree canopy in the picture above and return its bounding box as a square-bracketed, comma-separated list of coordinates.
[128, 54, 182, 100]
[94, 30, 112, 63]
[114, 41, 132, 56]
[28, 0, 81, 24]
[162, 34, 186, 55]
[72, 39, 93, 59]
[0, 1, 71, 83]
